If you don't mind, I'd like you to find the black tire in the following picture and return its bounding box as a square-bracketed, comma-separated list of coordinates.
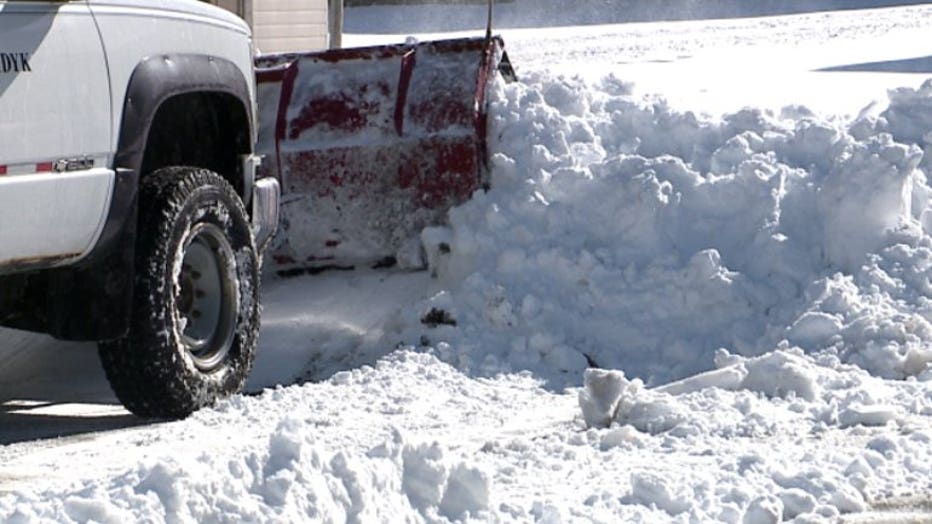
[99, 167, 260, 418]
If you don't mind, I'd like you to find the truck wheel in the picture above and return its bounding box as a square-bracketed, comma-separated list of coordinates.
[99, 167, 259, 418]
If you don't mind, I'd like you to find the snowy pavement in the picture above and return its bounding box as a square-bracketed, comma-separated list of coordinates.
[349, 4, 932, 115]
[4, 2, 932, 523]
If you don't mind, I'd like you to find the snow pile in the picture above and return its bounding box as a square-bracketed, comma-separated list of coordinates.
[575, 348, 932, 521]
[579, 348, 919, 435]
[393, 75, 932, 389]
[7, 350, 928, 523]
[0, 353, 504, 523]
[883, 80, 932, 173]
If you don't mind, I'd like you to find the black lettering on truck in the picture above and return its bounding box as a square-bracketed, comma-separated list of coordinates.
[0, 52, 31, 73]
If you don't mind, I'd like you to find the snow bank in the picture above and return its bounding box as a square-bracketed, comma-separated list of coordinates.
[4, 350, 929, 523]
[392, 75, 932, 389]
[580, 348, 919, 435]
[0, 353, 502, 523]
[575, 348, 932, 522]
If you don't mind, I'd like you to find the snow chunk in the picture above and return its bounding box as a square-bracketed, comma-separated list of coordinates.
[578, 368, 629, 429]
[401, 442, 446, 510]
[838, 404, 900, 428]
[438, 464, 490, 520]
[741, 350, 820, 401]
[742, 495, 783, 524]
[624, 472, 691, 516]
[777, 489, 817, 520]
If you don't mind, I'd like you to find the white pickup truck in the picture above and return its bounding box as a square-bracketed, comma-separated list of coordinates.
[1, 0, 511, 419]
[0, 0, 281, 418]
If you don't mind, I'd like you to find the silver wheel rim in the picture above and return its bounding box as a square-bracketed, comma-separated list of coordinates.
[175, 222, 238, 371]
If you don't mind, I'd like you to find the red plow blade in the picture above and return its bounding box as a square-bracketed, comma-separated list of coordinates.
[255, 37, 512, 272]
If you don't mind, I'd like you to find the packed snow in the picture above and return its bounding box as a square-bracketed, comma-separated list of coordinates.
[4, 2, 932, 523]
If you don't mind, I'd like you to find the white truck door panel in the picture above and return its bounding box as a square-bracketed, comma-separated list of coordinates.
[0, 1, 113, 269]
[0, 170, 114, 266]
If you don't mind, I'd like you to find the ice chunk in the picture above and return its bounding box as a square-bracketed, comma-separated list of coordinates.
[578, 368, 629, 429]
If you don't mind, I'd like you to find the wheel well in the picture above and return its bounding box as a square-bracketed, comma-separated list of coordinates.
[141, 92, 251, 196]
